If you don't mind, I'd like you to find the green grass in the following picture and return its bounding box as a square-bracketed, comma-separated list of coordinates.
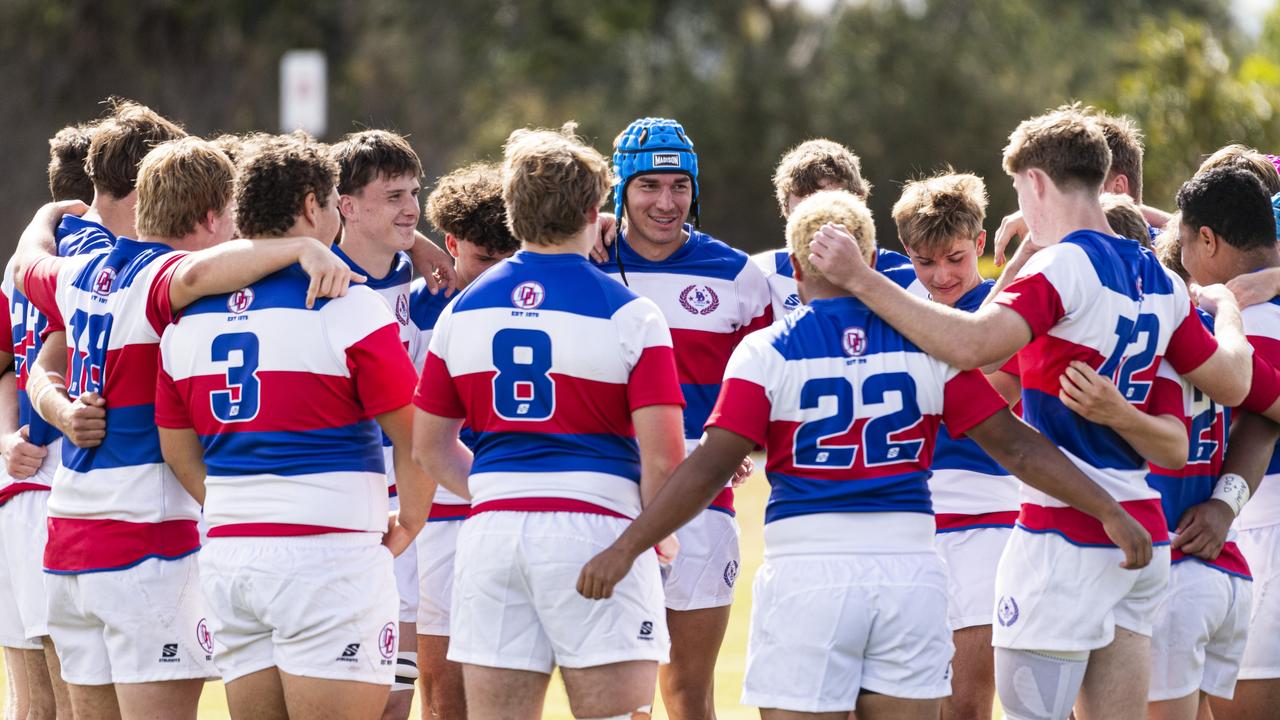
[2, 469, 1001, 718]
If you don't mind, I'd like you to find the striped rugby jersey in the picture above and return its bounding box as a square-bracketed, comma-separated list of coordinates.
[992, 230, 1220, 547]
[23, 238, 197, 573]
[0, 216, 114, 505]
[596, 226, 772, 514]
[1238, 297, 1280, 533]
[751, 246, 925, 318]
[707, 295, 1006, 552]
[156, 265, 417, 537]
[1146, 311, 1250, 579]
[929, 280, 1020, 532]
[415, 250, 684, 520]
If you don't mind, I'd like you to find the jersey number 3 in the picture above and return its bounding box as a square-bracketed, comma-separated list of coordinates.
[211, 332, 261, 423]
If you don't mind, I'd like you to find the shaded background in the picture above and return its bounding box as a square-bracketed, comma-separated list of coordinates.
[4, 0, 1280, 257]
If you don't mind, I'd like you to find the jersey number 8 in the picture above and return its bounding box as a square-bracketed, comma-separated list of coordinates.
[492, 328, 554, 421]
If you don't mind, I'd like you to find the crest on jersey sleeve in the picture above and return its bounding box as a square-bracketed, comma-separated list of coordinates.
[783, 293, 801, 311]
[93, 267, 117, 298]
[227, 288, 254, 314]
[679, 284, 720, 315]
[511, 281, 546, 310]
[842, 326, 867, 357]
[996, 595, 1019, 626]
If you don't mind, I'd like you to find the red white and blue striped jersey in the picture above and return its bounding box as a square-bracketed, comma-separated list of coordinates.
[1238, 297, 1280, 533]
[596, 227, 772, 514]
[414, 250, 684, 520]
[408, 277, 474, 521]
[929, 280, 1020, 532]
[156, 266, 417, 537]
[707, 295, 1006, 553]
[333, 245, 414, 497]
[23, 238, 198, 574]
[0, 216, 115, 505]
[992, 230, 1219, 547]
[751, 247, 924, 318]
[1145, 311, 1250, 579]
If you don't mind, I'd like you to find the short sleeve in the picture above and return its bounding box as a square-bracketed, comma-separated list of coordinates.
[346, 323, 418, 418]
[1147, 360, 1185, 419]
[22, 256, 65, 328]
[1164, 301, 1219, 375]
[145, 252, 190, 335]
[154, 366, 192, 429]
[617, 297, 684, 410]
[704, 338, 772, 447]
[413, 305, 466, 419]
[941, 368, 1006, 437]
[0, 287, 12, 356]
[736, 260, 774, 336]
[991, 245, 1088, 339]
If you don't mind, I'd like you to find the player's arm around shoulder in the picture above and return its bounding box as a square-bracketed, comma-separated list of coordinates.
[12, 200, 87, 298]
[1057, 360, 1188, 469]
[1177, 282, 1253, 409]
[409, 301, 473, 504]
[165, 236, 366, 313]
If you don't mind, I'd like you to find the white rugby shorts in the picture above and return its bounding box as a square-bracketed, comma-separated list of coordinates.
[46, 554, 216, 685]
[416, 519, 462, 636]
[662, 509, 740, 611]
[448, 511, 668, 673]
[741, 551, 953, 712]
[935, 526, 1011, 631]
[1149, 559, 1251, 701]
[199, 533, 398, 685]
[1235, 524, 1280, 679]
[992, 528, 1170, 652]
[0, 489, 51, 648]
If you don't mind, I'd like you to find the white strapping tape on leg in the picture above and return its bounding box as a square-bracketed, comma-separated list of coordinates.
[393, 651, 419, 692]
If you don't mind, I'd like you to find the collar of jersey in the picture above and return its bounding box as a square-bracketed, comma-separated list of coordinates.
[513, 249, 590, 264]
[615, 224, 700, 266]
[57, 214, 113, 240]
[806, 295, 870, 314]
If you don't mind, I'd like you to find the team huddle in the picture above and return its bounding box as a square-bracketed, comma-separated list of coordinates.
[0, 99, 1275, 720]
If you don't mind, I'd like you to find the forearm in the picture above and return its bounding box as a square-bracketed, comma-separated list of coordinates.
[635, 405, 687, 507]
[1204, 300, 1253, 408]
[1107, 410, 1188, 470]
[170, 237, 318, 310]
[982, 240, 1035, 307]
[378, 406, 435, 531]
[0, 367, 18, 437]
[29, 339, 71, 431]
[411, 411, 472, 500]
[1222, 412, 1280, 494]
[12, 207, 62, 296]
[158, 427, 207, 504]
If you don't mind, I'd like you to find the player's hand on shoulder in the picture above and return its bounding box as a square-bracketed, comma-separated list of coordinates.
[1225, 270, 1280, 310]
[1058, 360, 1127, 425]
[1171, 499, 1234, 561]
[590, 212, 618, 263]
[298, 239, 366, 308]
[809, 223, 868, 290]
[1190, 282, 1238, 317]
[576, 545, 637, 600]
[1, 426, 47, 479]
[410, 237, 460, 296]
[1101, 507, 1152, 570]
[61, 392, 107, 449]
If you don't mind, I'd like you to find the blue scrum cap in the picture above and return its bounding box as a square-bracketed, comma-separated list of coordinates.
[612, 117, 700, 226]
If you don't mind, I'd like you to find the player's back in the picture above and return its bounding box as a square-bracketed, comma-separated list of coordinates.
[158, 265, 413, 537]
[423, 250, 679, 520]
[711, 295, 1003, 554]
[751, 246, 923, 318]
[996, 230, 1214, 543]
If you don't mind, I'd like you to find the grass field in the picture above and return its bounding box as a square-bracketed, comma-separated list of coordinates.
[3, 457, 1007, 718]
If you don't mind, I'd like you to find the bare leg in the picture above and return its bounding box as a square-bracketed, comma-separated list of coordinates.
[4, 647, 30, 720]
[114, 678, 204, 720]
[561, 660, 658, 718]
[66, 683, 121, 720]
[280, 670, 391, 720]
[381, 621, 416, 720]
[1148, 691, 1199, 720]
[759, 709, 847, 720]
[40, 637, 71, 718]
[857, 691, 943, 720]
[224, 667, 288, 720]
[461, 665, 549, 720]
[1076, 628, 1150, 720]
[944, 626, 996, 720]
[1208, 679, 1280, 720]
[418, 634, 465, 720]
[661, 606, 731, 720]
[19, 647, 56, 719]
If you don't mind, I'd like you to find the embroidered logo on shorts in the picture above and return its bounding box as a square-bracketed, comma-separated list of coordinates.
[679, 285, 719, 315]
[996, 595, 1020, 627]
[196, 618, 213, 659]
[723, 560, 739, 588]
[638, 621, 654, 640]
[338, 643, 360, 662]
[159, 643, 180, 663]
[379, 623, 397, 661]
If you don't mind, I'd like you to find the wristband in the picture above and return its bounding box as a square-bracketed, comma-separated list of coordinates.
[1211, 473, 1251, 517]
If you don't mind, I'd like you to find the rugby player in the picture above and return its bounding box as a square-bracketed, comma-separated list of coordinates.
[807, 106, 1273, 719]
[578, 189, 1151, 720]
[11, 136, 361, 719]
[596, 117, 770, 720]
[411, 161, 519, 720]
[413, 124, 685, 720]
[156, 132, 430, 720]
